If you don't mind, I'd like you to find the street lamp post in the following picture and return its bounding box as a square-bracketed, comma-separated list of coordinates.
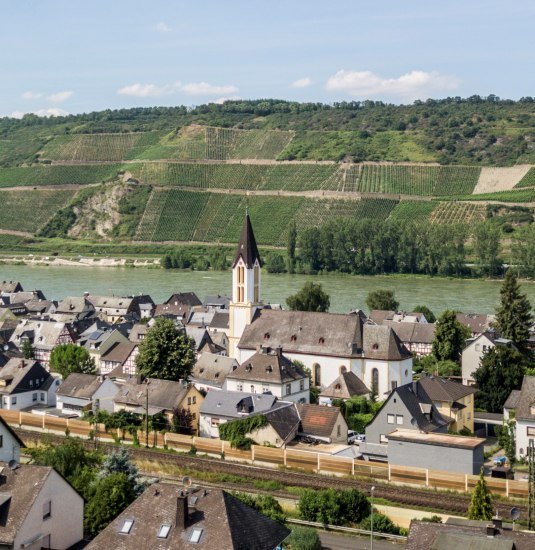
[370, 485, 375, 550]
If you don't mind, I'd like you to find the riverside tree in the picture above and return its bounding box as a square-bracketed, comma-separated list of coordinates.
[432, 310, 471, 363]
[365, 289, 399, 312]
[286, 282, 330, 312]
[136, 317, 195, 381]
[287, 219, 297, 273]
[49, 343, 96, 379]
[495, 270, 533, 353]
[467, 469, 493, 520]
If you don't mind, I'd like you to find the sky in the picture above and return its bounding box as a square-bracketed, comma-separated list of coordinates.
[1, 0, 534, 118]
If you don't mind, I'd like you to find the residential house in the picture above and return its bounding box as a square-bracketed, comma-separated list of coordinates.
[208, 310, 230, 339]
[237, 309, 412, 398]
[199, 391, 283, 439]
[456, 313, 495, 337]
[85, 295, 137, 323]
[9, 319, 75, 367]
[203, 294, 230, 310]
[249, 404, 301, 448]
[297, 403, 348, 444]
[417, 374, 477, 432]
[504, 389, 520, 421]
[3, 290, 46, 304]
[56, 373, 120, 416]
[385, 322, 436, 357]
[360, 381, 450, 461]
[407, 518, 535, 550]
[154, 292, 201, 322]
[100, 342, 138, 376]
[113, 378, 203, 433]
[505, 376, 535, 460]
[225, 346, 310, 404]
[52, 297, 95, 323]
[186, 327, 225, 355]
[0, 463, 84, 550]
[462, 332, 515, 385]
[128, 323, 149, 344]
[190, 353, 238, 392]
[187, 309, 216, 329]
[0, 281, 23, 294]
[319, 371, 369, 405]
[24, 299, 56, 317]
[369, 310, 429, 325]
[80, 324, 130, 372]
[0, 416, 24, 463]
[0, 359, 58, 410]
[86, 484, 289, 550]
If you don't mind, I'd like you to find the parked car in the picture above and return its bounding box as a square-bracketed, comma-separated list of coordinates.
[348, 431, 365, 445]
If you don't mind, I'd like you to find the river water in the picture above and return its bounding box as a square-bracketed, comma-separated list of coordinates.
[1, 264, 534, 315]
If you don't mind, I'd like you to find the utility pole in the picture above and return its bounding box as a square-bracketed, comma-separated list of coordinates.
[370, 485, 375, 550]
[528, 440, 534, 529]
[94, 398, 100, 450]
[145, 384, 149, 448]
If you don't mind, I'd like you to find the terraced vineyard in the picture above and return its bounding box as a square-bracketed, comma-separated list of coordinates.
[429, 202, 486, 225]
[0, 165, 121, 187]
[135, 189, 398, 245]
[40, 133, 162, 162]
[515, 167, 535, 188]
[388, 201, 439, 223]
[0, 188, 75, 232]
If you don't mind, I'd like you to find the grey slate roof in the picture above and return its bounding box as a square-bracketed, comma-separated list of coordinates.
[0, 281, 23, 294]
[86, 484, 289, 550]
[191, 353, 238, 388]
[101, 342, 137, 364]
[200, 390, 278, 418]
[209, 311, 229, 330]
[263, 404, 300, 441]
[320, 371, 369, 399]
[165, 292, 202, 307]
[407, 519, 535, 550]
[232, 212, 262, 268]
[417, 374, 476, 402]
[0, 358, 52, 395]
[387, 321, 436, 344]
[456, 313, 495, 334]
[0, 464, 56, 546]
[515, 375, 535, 421]
[203, 295, 230, 309]
[504, 389, 521, 410]
[10, 319, 71, 349]
[227, 348, 307, 384]
[57, 373, 106, 399]
[114, 378, 190, 412]
[362, 324, 412, 360]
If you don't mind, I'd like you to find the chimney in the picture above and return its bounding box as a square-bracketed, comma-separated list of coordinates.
[486, 524, 496, 537]
[492, 518, 502, 530]
[276, 346, 282, 358]
[412, 381, 418, 396]
[176, 491, 189, 530]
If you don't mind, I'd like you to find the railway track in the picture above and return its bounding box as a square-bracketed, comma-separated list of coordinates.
[17, 428, 527, 518]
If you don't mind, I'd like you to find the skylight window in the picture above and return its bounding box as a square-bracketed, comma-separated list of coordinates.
[157, 523, 171, 539]
[190, 528, 203, 543]
[119, 519, 134, 534]
[190, 495, 198, 505]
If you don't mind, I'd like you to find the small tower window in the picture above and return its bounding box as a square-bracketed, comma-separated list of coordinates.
[318, 337, 325, 345]
[264, 332, 270, 340]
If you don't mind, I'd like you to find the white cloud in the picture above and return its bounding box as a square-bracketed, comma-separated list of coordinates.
[212, 96, 241, 105]
[181, 82, 239, 96]
[22, 91, 43, 100]
[154, 21, 172, 33]
[11, 107, 69, 119]
[291, 77, 313, 89]
[117, 81, 239, 98]
[325, 69, 460, 101]
[117, 82, 181, 98]
[47, 90, 74, 103]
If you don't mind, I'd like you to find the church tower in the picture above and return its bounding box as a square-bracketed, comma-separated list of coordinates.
[228, 211, 262, 359]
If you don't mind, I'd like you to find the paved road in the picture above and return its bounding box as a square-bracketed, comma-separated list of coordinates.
[319, 532, 402, 550]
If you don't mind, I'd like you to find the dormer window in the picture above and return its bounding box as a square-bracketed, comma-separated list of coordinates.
[266, 365, 273, 373]
[530, 404, 535, 416]
[372, 343, 379, 350]
[264, 332, 270, 340]
[318, 337, 325, 345]
[245, 364, 252, 372]
[291, 334, 297, 342]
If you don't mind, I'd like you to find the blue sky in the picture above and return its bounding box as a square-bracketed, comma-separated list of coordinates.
[1, 1, 534, 118]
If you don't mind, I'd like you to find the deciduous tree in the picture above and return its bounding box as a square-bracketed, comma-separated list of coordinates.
[136, 318, 195, 381]
[49, 344, 96, 379]
[365, 290, 399, 312]
[286, 282, 330, 312]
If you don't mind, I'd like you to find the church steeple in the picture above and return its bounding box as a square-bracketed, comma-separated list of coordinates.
[232, 210, 262, 269]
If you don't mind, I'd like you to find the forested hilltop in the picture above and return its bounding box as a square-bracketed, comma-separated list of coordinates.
[2, 96, 535, 166]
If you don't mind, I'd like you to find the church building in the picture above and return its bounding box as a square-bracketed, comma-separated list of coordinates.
[228, 213, 413, 397]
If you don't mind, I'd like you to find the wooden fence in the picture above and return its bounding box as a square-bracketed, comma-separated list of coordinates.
[2, 410, 527, 499]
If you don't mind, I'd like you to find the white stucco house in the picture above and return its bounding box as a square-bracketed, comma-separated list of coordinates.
[505, 376, 535, 460]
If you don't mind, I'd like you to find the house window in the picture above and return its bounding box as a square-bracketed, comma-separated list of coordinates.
[387, 414, 395, 424]
[40, 392, 45, 401]
[391, 381, 398, 391]
[314, 363, 321, 387]
[33, 393, 37, 402]
[192, 396, 196, 405]
[0, 435, 3, 448]
[396, 415, 403, 425]
[527, 427, 535, 436]
[286, 384, 291, 395]
[211, 418, 220, 428]
[29, 380, 33, 387]
[187, 397, 191, 406]
[262, 386, 269, 393]
[340, 366, 347, 374]
[157, 523, 172, 539]
[337, 424, 341, 437]
[43, 500, 52, 520]
[190, 528, 203, 543]
[119, 519, 134, 534]
[380, 434, 388, 443]
[237, 383, 243, 391]
[467, 412, 471, 420]
[300, 380, 304, 391]
[11, 397, 16, 405]
[250, 385, 256, 393]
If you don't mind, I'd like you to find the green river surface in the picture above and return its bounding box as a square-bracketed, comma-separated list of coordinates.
[1, 265, 534, 314]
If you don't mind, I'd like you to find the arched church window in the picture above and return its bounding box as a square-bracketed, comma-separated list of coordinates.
[372, 368, 379, 391]
[313, 363, 321, 387]
[340, 366, 347, 374]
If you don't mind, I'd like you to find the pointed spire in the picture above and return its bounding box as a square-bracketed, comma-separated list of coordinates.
[232, 210, 262, 268]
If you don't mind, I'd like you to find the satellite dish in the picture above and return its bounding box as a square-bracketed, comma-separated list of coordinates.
[182, 476, 192, 489]
[510, 507, 520, 520]
[3, 345, 8, 352]
[8, 459, 19, 471]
